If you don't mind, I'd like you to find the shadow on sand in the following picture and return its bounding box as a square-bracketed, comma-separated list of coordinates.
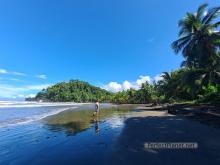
[107, 114, 220, 165]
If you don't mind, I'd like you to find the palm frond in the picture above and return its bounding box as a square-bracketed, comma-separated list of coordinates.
[196, 4, 208, 21]
[181, 69, 207, 92]
[171, 35, 191, 54]
[180, 61, 187, 67]
[178, 13, 197, 34]
[202, 6, 220, 25]
[211, 21, 220, 29]
[161, 72, 171, 81]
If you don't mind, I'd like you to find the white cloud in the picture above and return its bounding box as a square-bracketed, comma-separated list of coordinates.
[25, 84, 51, 90]
[136, 76, 151, 86]
[103, 82, 122, 93]
[36, 74, 47, 80]
[17, 94, 25, 98]
[8, 78, 21, 81]
[122, 81, 135, 90]
[153, 74, 164, 82]
[0, 77, 22, 82]
[0, 69, 7, 74]
[0, 83, 51, 98]
[0, 68, 26, 76]
[26, 93, 36, 98]
[11, 72, 26, 76]
[102, 75, 153, 93]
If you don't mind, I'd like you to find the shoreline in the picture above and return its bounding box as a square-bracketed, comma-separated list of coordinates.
[137, 103, 220, 118]
[0, 103, 117, 128]
[0, 101, 92, 108]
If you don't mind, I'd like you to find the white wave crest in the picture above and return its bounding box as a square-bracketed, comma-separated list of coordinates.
[0, 106, 77, 128]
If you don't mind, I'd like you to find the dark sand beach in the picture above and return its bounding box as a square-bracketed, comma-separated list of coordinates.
[0, 104, 220, 165]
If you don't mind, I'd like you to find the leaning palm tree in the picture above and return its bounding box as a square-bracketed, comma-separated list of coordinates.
[172, 4, 220, 69]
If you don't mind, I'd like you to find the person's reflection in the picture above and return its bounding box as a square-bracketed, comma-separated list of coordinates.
[94, 117, 100, 134]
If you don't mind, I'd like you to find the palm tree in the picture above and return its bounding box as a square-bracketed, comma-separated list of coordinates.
[157, 70, 199, 100]
[160, 72, 171, 84]
[157, 72, 178, 99]
[172, 3, 220, 96]
[172, 4, 220, 69]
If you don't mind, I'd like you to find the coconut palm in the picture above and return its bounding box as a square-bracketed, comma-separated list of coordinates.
[172, 3, 220, 68]
[171, 3, 220, 99]
[157, 71, 183, 99]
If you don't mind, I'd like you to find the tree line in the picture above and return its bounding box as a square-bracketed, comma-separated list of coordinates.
[26, 80, 159, 104]
[26, 80, 112, 102]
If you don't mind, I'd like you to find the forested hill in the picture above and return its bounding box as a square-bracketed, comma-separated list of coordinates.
[26, 80, 113, 102]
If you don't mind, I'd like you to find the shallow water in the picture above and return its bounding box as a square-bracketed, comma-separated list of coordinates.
[43, 104, 133, 135]
[0, 101, 89, 127]
[0, 104, 136, 165]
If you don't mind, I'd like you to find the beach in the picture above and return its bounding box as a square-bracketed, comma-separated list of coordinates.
[0, 103, 220, 165]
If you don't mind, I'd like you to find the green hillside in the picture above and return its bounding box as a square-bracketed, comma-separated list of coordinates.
[27, 80, 113, 102]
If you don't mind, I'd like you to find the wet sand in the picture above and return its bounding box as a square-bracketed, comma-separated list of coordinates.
[0, 104, 220, 165]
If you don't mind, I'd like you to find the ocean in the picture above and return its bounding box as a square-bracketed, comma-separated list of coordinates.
[0, 101, 82, 128]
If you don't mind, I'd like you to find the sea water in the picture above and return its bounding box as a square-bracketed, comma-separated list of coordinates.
[0, 101, 81, 128]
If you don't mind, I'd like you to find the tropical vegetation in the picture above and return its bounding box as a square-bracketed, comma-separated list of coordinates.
[163, 3, 220, 103]
[26, 80, 112, 102]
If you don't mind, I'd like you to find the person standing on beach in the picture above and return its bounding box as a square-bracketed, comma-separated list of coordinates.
[93, 101, 100, 116]
[93, 101, 100, 133]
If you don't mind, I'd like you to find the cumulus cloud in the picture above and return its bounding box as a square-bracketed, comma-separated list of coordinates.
[122, 81, 134, 90]
[153, 74, 164, 82]
[103, 82, 122, 93]
[36, 74, 47, 80]
[102, 75, 153, 93]
[0, 83, 51, 98]
[0, 68, 26, 76]
[136, 76, 151, 86]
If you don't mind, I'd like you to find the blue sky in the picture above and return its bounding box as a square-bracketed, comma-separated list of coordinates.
[0, 0, 219, 99]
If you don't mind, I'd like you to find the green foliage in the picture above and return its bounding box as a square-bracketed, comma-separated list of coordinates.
[28, 80, 160, 104]
[172, 3, 220, 69]
[30, 80, 113, 102]
[111, 91, 130, 104]
[155, 3, 220, 104]
[111, 82, 159, 104]
[156, 69, 196, 101]
[198, 84, 220, 104]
